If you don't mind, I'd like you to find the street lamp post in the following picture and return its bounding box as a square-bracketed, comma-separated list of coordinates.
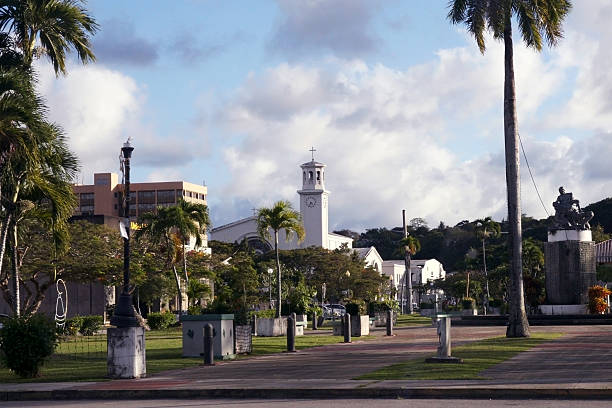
[110, 138, 139, 328]
[267, 268, 273, 309]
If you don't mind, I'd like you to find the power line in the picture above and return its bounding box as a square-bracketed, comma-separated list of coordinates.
[518, 132, 550, 217]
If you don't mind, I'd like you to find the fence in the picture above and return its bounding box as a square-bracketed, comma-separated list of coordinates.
[51, 333, 107, 362]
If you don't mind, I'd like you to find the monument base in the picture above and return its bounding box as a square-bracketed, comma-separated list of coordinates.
[107, 326, 146, 379]
[539, 304, 587, 315]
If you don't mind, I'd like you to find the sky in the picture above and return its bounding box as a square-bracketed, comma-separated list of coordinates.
[35, 0, 612, 232]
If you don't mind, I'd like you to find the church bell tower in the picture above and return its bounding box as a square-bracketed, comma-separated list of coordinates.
[297, 148, 329, 248]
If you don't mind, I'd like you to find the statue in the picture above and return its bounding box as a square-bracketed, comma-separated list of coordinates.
[551, 186, 594, 231]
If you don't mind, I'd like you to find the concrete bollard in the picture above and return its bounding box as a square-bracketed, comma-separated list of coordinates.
[287, 316, 296, 352]
[343, 313, 351, 343]
[312, 312, 318, 330]
[252, 315, 258, 336]
[425, 315, 462, 363]
[203, 323, 214, 365]
[386, 309, 393, 336]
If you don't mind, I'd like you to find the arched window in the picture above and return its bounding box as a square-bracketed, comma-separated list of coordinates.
[308, 171, 313, 182]
[303, 171, 306, 182]
[316, 171, 320, 181]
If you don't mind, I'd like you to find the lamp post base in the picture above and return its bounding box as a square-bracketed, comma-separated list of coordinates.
[110, 293, 140, 328]
[107, 326, 146, 378]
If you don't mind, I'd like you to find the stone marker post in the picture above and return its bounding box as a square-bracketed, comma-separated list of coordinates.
[312, 312, 318, 330]
[425, 315, 462, 363]
[386, 309, 393, 336]
[252, 315, 258, 337]
[343, 313, 351, 343]
[287, 315, 296, 352]
[203, 323, 214, 365]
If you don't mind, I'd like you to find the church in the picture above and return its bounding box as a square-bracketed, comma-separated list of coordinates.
[211, 153, 355, 252]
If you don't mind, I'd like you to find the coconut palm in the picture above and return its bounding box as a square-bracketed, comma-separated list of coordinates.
[256, 200, 305, 318]
[400, 235, 420, 314]
[1, 124, 78, 316]
[448, 0, 572, 337]
[475, 217, 501, 304]
[136, 199, 210, 314]
[0, 0, 98, 74]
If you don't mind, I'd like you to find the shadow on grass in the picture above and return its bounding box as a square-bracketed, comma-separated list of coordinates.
[356, 332, 563, 381]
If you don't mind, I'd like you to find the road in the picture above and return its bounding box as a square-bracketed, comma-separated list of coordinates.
[1, 399, 612, 408]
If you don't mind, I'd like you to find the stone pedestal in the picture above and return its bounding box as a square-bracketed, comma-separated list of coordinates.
[107, 326, 146, 379]
[545, 233, 596, 305]
[350, 315, 370, 337]
[255, 317, 287, 337]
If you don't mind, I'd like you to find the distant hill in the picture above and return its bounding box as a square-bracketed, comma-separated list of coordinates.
[584, 197, 612, 233]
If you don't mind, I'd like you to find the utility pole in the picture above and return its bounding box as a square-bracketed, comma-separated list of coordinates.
[403, 210, 413, 315]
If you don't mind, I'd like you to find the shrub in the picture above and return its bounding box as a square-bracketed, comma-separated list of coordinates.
[249, 309, 276, 319]
[0, 314, 58, 378]
[345, 300, 366, 316]
[307, 305, 323, 319]
[367, 300, 396, 316]
[188, 305, 203, 316]
[420, 302, 434, 309]
[79, 315, 103, 336]
[489, 298, 503, 308]
[147, 312, 176, 330]
[462, 298, 476, 310]
[588, 285, 611, 314]
[64, 316, 83, 336]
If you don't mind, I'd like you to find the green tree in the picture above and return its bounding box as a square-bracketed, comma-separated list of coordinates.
[256, 200, 305, 318]
[448, 0, 572, 337]
[136, 199, 210, 313]
[0, 0, 98, 74]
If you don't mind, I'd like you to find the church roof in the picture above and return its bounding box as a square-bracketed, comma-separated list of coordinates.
[210, 216, 256, 232]
[301, 160, 326, 168]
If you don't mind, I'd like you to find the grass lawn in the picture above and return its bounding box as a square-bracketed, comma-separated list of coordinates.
[356, 332, 563, 381]
[395, 314, 432, 327]
[0, 327, 353, 383]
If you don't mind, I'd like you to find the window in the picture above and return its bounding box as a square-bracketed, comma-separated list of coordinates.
[137, 203, 156, 213]
[138, 190, 155, 204]
[157, 190, 175, 204]
[317, 171, 320, 181]
[79, 192, 94, 214]
[308, 171, 313, 182]
[303, 172, 306, 183]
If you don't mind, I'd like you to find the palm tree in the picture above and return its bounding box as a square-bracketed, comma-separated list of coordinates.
[475, 217, 501, 310]
[0, 0, 98, 75]
[448, 0, 572, 337]
[400, 235, 420, 314]
[136, 199, 210, 313]
[256, 200, 305, 318]
[1, 124, 78, 316]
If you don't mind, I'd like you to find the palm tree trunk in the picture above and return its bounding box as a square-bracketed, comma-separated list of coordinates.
[404, 250, 412, 314]
[503, 19, 530, 338]
[172, 265, 182, 314]
[275, 231, 281, 318]
[10, 223, 19, 317]
[0, 214, 12, 281]
[482, 237, 489, 316]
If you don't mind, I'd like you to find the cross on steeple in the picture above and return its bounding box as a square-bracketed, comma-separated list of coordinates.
[309, 146, 316, 161]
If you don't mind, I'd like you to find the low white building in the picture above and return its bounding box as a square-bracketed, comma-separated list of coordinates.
[353, 246, 383, 272]
[382, 259, 445, 303]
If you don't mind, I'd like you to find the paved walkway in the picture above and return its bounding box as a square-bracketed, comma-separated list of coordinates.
[1, 324, 612, 400]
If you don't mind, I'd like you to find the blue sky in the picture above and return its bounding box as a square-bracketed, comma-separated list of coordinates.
[37, 1, 612, 231]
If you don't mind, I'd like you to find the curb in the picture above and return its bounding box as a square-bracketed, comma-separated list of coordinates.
[2, 388, 612, 401]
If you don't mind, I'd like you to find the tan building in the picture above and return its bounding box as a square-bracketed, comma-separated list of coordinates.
[72, 172, 210, 250]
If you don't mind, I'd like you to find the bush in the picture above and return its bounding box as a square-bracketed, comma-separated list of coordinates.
[188, 305, 203, 316]
[147, 312, 176, 330]
[462, 298, 476, 310]
[489, 298, 503, 308]
[368, 300, 399, 316]
[588, 285, 611, 314]
[420, 302, 434, 309]
[345, 300, 366, 316]
[249, 309, 276, 319]
[64, 316, 83, 336]
[79, 315, 103, 336]
[0, 314, 58, 378]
